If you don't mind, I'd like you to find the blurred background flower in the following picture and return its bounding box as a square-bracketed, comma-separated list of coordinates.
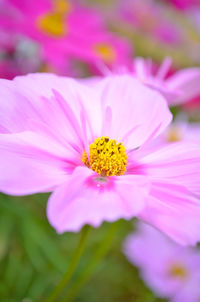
[124, 222, 200, 302]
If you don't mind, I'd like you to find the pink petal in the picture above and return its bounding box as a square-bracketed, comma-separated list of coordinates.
[124, 221, 200, 299]
[166, 68, 200, 105]
[0, 74, 172, 151]
[140, 182, 200, 245]
[98, 75, 172, 149]
[139, 142, 200, 195]
[0, 78, 38, 133]
[0, 131, 78, 195]
[14, 73, 103, 137]
[124, 222, 175, 270]
[47, 166, 149, 233]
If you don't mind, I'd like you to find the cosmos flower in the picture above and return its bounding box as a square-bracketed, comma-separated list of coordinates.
[100, 57, 200, 106]
[124, 222, 200, 302]
[152, 119, 200, 145]
[0, 0, 131, 74]
[0, 73, 199, 245]
[131, 57, 200, 106]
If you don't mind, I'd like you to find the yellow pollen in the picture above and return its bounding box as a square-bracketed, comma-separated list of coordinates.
[36, 0, 72, 37]
[93, 43, 116, 63]
[166, 126, 182, 142]
[55, 0, 72, 15]
[168, 264, 188, 279]
[37, 12, 67, 37]
[82, 136, 128, 177]
[40, 63, 56, 73]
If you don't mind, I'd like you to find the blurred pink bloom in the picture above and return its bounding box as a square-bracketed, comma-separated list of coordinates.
[164, 0, 200, 10]
[0, 73, 200, 244]
[155, 121, 200, 145]
[118, 0, 181, 44]
[130, 57, 200, 106]
[124, 222, 200, 302]
[100, 57, 200, 106]
[1, 0, 132, 74]
[182, 95, 200, 112]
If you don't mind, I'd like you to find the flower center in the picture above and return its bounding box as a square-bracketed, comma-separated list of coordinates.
[166, 126, 182, 142]
[93, 43, 116, 63]
[82, 136, 128, 176]
[168, 264, 188, 279]
[36, 0, 71, 37]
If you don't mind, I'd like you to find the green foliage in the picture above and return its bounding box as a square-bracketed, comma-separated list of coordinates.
[0, 193, 166, 302]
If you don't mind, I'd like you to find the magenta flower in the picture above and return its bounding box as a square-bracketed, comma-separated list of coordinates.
[1, 0, 131, 74]
[124, 222, 200, 302]
[165, 0, 200, 10]
[0, 73, 200, 244]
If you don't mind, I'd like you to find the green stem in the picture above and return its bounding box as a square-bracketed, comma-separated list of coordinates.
[61, 221, 120, 302]
[44, 225, 91, 302]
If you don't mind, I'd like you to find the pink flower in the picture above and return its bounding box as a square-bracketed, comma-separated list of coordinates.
[152, 120, 200, 145]
[1, 0, 132, 74]
[182, 95, 200, 112]
[124, 222, 200, 302]
[0, 73, 200, 245]
[130, 57, 200, 106]
[164, 0, 200, 10]
[101, 57, 200, 107]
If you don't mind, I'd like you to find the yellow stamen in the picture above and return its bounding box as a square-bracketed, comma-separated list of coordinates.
[93, 43, 116, 63]
[166, 126, 182, 142]
[40, 63, 56, 73]
[55, 0, 72, 14]
[36, 0, 72, 37]
[37, 12, 67, 37]
[168, 264, 188, 279]
[82, 136, 128, 177]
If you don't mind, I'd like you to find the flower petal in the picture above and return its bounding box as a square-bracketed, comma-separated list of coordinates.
[47, 166, 149, 233]
[0, 131, 77, 195]
[139, 142, 200, 195]
[166, 68, 200, 105]
[98, 75, 172, 149]
[140, 182, 200, 245]
[0, 73, 172, 151]
[0, 74, 101, 147]
[13, 73, 103, 140]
